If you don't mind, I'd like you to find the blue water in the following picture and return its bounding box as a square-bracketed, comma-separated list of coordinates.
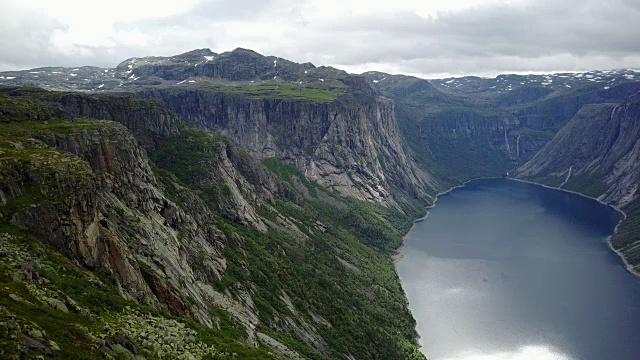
[397, 178, 640, 360]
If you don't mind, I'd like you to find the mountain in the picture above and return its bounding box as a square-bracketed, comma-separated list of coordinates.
[1, 48, 438, 211]
[363, 69, 640, 275]
[0, 86, 426, 359]
[2, 47, 640, 359]
[515, 93, 640, 273]
[363, 70, 640, 185]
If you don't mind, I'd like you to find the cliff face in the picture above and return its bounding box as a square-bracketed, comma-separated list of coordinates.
[364, 71, 640, 186]
[130, 76, 437, 208]
[0, 87, 426, 360]
[0, 117, 228, 324]
[515, 93, 640, 272]
[515, 96, 640, 207]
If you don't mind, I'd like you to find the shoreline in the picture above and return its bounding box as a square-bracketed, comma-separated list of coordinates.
[392, 174, 639, 353]
[508, 177, 638, 278]
[393, 175, 638, 278]
[391, 177, 501, 266]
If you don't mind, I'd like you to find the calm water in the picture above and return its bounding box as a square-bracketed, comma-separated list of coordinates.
[397, 178, 640, 360]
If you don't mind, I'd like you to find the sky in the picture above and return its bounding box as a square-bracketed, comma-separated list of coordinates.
[2, 0, 640, 78]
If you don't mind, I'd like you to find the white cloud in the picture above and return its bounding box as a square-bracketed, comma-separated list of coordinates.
[1, 0, 640, 77]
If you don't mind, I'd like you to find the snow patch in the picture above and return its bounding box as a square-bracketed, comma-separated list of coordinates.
[70, 73, 77, 77]
[274, 60, 277, 67]
[319, 78, 324, 82]
[176, 80, 186, 85]
[188, 80, 195, 83]
[98, 84, 104, 88]
[624, 74, 635, 79]
[204, 56, 214, 62]
[373, 80, 379, 83]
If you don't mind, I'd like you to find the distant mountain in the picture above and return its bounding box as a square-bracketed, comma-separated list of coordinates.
[0, 48, 347, 92]
[431, 69, 640, 95]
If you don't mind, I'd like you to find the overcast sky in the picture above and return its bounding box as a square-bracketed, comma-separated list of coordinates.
[2, 0, 640, 78]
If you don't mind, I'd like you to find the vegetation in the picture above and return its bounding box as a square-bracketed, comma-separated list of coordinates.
[193, 80, 344, 103]
[612, 198, 640, 267]
[152, 136, 425, 359]
[0, 82, 428, 359]
[0, 226, 277, 359]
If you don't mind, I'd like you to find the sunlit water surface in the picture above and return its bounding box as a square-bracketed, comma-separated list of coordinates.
[397, 178, 640, 360]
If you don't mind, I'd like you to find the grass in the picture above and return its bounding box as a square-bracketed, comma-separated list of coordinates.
[195, 80, 344, 103]
[611, 198, 640, 267]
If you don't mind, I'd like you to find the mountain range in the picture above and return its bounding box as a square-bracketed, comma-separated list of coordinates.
[0, 48, 638, 359]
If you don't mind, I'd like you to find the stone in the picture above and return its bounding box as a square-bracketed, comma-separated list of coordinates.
[49, 340, 60, 351]
[27, 327, 44, 339]
[22, 333, 53, 356]
[42, 297, 69, 313]
[105, 334, 139, 355]
[8, 293, 33, 305]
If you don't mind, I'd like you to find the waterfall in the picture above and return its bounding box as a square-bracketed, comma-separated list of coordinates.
[504, 128, 511, 154]
[559, 166, 573, 188]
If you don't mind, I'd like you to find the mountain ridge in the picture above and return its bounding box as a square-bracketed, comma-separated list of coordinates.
[1, 47, 640, 359]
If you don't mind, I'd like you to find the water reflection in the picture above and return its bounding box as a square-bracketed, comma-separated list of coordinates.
[397, 179, 640, 360]
[441, 345, 572, 360]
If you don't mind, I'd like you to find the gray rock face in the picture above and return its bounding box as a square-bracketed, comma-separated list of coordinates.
[515, 93, 640, 273]
[364, 70, 640, 186]
[131, 78, 437, 208]
[515, 95, 640, 208]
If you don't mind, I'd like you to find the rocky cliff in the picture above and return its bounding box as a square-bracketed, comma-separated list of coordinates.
[515, 93, 640, 272]
[0, 49, 439, 210]
[124, 75, 437, 209]
[364, 71, 640, 186]
[0, 87, 426, 359]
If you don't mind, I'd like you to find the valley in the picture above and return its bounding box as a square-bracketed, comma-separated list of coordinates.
[1, 48, 639, 359]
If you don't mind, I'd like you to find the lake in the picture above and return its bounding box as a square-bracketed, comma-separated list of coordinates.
[397, 178, 640, 360]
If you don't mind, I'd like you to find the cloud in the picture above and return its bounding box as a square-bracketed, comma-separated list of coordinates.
[1, 0, 640, 77]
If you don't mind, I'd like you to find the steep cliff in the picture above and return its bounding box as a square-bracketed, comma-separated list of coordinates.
[364, 71, 640, 186]
[0, 87, 426, 359]
[125, 75, 438, 209]
[0, 49, 439, 210]
[515, 93, 640, 273]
